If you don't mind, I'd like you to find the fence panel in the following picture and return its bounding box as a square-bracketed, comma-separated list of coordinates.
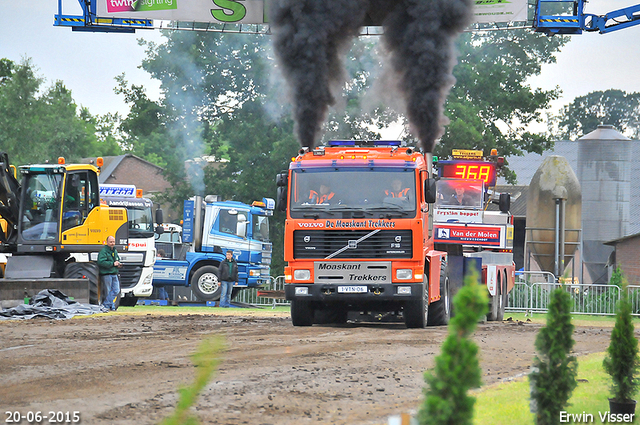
[234, 275, 290, 307]
[507, 282, 621, 316]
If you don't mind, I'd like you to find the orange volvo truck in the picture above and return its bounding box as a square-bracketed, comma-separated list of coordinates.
[276, 140, 449, 328]
[277, 142, 515, 327]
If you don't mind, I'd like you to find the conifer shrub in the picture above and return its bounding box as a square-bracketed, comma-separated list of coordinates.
[529, 287, 577, 425]
[418, 269, 488, 425]
[603, 266, 640, 403]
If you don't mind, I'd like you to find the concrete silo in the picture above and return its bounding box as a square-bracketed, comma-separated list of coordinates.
[526, 156, 582, 277]
[578, 125, 633, 283]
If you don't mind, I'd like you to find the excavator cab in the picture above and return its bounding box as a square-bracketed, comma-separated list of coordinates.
[16, 163, 128, 252]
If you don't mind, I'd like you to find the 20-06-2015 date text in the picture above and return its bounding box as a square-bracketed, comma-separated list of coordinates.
[5, 411, 80, 424]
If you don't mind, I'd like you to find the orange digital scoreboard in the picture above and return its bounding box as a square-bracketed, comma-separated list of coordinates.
[438, 161, 497, 186]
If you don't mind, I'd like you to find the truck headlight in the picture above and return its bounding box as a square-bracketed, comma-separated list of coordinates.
[396, 269, 412, 280]
[294, 269, 311, 281]
[249, 269, 261, 277]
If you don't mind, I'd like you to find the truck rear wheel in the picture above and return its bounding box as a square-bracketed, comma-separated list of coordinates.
[404, 276, 428, 328]
[291, 299, 314, 326]
[428, 259, 451, 326]
[191, 266, 221, 301]
[63, 262, 100, 305]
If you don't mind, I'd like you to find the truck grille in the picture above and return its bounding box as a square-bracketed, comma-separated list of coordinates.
[119, 265, 142, 289]
[293, 230, 412, 259]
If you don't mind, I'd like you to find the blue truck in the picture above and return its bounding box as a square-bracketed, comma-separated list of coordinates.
[153, 195, 274, 302]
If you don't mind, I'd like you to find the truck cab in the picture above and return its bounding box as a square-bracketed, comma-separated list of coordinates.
[153, 196, 274, 302]
[432, 149, 515, 321]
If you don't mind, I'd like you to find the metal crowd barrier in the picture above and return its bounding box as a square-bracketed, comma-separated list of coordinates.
[507, 281, 629, 316]
[234, 275, 290, 308]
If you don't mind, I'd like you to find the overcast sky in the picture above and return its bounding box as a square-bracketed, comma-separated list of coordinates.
[2, 0, 640, 122]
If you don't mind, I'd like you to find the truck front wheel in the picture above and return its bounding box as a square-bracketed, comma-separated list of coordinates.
[291, 299, 314, 326]
[428, 259, 451, 326]
[404, 276, 429, 328]
[191, 266, 221, 301]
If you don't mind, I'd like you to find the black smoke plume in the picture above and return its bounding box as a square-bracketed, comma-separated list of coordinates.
[382, 0, 473, 152]
[270, 0, 369, 148]
[270, 0, 473, 152]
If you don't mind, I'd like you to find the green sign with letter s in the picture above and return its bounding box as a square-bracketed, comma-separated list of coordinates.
[211, 0, 247, 22]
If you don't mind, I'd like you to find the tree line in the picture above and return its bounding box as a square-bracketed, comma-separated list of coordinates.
[2, 30, 639, 274]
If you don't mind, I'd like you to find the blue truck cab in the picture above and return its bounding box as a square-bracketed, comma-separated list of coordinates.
[153, 195, 274, 301]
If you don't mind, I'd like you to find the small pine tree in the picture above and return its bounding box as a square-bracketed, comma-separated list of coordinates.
[418, 269, 488, 425]
[529, 288, 578, 425]
[603, 267, 640, 403]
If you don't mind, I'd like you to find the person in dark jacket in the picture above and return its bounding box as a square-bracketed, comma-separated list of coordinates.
[97, 235, 122, 311]
[218, 250, 238, 307]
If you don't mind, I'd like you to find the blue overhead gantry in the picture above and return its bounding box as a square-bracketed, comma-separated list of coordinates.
[534, 0, 640, 35]
[54, 0, 153, 33]
[54, 0, 640, 35]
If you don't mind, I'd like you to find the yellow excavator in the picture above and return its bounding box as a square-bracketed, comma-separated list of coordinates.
[0, 152, 128, 307]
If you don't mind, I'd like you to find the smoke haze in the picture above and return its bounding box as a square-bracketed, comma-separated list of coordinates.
[270, 0, 473, 152]
[270, 0, 369, 148]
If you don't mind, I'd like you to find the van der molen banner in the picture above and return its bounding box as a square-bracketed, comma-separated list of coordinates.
[99, 0, 528, 25]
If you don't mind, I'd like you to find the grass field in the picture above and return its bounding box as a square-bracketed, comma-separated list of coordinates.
[473, 352, 633, 425]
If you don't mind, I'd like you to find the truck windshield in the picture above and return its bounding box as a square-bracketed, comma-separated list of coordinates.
[127, 206, 154, 238]
[252, 215, 269, 242]
[289, 169, 416, 218]
[103, 197, 154, 239]
[435, 179, 484, 209]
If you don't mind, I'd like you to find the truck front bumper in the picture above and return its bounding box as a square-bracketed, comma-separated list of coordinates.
[285, 283, 423, 303]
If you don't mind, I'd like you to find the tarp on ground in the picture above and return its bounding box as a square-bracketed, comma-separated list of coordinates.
[0, 289, 107, 320]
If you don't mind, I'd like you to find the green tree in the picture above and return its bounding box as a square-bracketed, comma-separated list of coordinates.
[206, 100, 298, 274]
[552, 89, 640, 140]
[529, 288, 578, 425]
[418, 270, 488, 425]
[0, 58, 108, 165]
[433, 30, 569, 182]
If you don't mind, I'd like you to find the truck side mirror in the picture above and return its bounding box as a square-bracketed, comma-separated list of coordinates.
[276, 172, 288, 187]
[155, 208, 164, 234]
[155, 207, 164, 226]
[276, 187, 287, 212]
[237, 215, 247, 238]
[424, 178, 437, 204]
[499, 193, 510, 213]
[275, 172, 288, 212]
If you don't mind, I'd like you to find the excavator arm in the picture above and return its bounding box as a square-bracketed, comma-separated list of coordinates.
[0, 152, 21, 246]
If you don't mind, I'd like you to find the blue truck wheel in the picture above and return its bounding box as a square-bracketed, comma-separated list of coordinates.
[191, 265, 221, 301]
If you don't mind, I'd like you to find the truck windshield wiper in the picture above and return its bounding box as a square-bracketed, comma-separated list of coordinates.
[327, 206, 372, 217]
[293, 205, 334, 216]
[365, 206, 410, 218]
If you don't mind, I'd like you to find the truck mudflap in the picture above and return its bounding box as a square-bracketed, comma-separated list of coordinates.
[0, 278, 90, 308]
[285, 282, 424, 303]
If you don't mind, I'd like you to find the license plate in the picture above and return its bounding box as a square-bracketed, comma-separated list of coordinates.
[338, 286, 367, 294]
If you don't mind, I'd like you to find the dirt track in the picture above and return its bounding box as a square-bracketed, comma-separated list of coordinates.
[0, 309, 613, 425]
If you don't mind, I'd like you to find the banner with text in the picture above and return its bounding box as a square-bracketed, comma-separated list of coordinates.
[99, 0, 528, 25]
